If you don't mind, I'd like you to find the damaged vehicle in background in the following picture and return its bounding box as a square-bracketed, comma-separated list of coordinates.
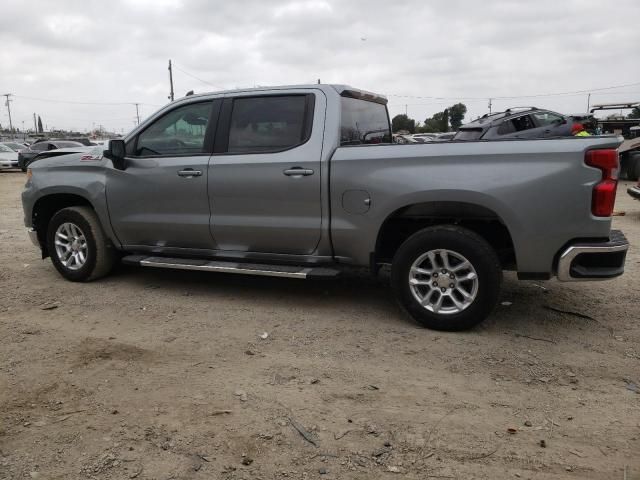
[18, 140, 85, 172]
[454, 107, 575, 141]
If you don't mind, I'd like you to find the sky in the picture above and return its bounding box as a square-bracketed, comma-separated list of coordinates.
[1, 0, 639, 134]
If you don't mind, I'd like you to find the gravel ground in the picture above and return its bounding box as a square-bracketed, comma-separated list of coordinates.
[0, 170, 639, 480]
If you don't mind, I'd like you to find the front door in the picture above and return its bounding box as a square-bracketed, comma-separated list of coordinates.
[208, 91, 325, 255]
[106, 100, 216, 250]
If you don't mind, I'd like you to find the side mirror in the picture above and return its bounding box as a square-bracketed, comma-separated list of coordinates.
[104, 139, 126, 170]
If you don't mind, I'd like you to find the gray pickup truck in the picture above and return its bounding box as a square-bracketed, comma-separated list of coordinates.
[21, 84, 629, 331]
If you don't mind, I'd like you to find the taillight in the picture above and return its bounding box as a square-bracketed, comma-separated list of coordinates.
[585, 149, 618, 217]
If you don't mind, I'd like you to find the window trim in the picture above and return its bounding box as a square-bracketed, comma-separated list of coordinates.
[126, 99, 221, 159]
[213, 93, 316, 155]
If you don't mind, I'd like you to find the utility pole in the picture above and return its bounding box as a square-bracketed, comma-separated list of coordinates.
[33, 113, 37, 133]
[405, 104, 408, 116]
[3, 94, 14, 137]
[587, 93, 591, 112]
[168, 60, 175, 102]
[488, 98, 493, 114]
[134, 103, 141, 125]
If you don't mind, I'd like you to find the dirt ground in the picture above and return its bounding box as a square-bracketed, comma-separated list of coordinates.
[0, 170, 639, 480]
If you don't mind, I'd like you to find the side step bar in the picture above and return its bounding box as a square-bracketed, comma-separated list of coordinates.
[121, 255, 340, 280]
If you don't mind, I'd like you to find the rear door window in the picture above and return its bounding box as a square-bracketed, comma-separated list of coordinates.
[340, 97, 391, 145]
[510, 115, 536, 132]
[497, 121, 516, 135]
[227, 95, 311, 153]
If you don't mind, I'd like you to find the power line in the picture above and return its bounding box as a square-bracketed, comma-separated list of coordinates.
[171, 62, 225, 90]
[385, 81, 640, 101]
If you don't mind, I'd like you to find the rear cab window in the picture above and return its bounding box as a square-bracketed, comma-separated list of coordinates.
[340, 95, 391, 146]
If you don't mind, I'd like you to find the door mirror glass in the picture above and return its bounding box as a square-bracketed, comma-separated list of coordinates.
[104, 139, 126, 169]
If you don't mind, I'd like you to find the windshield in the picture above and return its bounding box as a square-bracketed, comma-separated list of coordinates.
[0, 144, 13, 153]
[340, 97, 391, 145]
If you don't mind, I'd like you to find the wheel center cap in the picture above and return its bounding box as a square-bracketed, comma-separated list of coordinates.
[436, 275, 452, 289]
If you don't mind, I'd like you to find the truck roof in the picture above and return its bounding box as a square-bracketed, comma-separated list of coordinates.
[179, 84, 388, 105]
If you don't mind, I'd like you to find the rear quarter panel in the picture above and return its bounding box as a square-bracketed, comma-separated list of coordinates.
[329, 136, 622, 274]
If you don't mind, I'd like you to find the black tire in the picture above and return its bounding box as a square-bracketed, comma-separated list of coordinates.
[628, 153, 640, 181]
[46, 206, 116, 282]
[391, 225, 502, 331]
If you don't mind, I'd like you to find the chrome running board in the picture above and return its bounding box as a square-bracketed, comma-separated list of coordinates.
[122, 255, 340, 279]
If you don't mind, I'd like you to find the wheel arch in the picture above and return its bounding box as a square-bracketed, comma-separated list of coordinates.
[374, 200, 516, 270]
[32, 193, 95, 257]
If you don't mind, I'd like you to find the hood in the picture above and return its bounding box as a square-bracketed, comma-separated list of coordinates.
[29, 146, 97, 168]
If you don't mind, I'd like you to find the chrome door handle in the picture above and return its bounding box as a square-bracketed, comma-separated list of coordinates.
[283, 167, 314, 177]
[177, 169, 202, 177]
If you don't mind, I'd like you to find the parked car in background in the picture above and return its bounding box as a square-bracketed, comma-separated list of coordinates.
[28, 145, 93, 167]
[393, 134, 420, 144]
[18, 140, 85, 171]
[0, 143, 19, 169]
[454, 107, 574, 141]
[411, 133, 437, 143]
[1, 141, 29, 152]
[433, 132, 456, 141]
[63, 138, 98, 146]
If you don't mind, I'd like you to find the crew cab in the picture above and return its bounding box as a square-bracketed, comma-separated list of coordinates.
[21, 84, 629, 331]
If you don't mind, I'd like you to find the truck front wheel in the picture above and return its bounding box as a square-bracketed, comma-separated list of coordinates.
[46, 206, 116, 282]
[391, 225, 502, 331]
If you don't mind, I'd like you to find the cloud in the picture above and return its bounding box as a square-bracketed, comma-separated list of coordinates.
[0, 0, 638, 132]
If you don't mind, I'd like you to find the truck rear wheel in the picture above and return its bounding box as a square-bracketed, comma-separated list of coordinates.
[628, 153, 640, 181]
[46, 206, 116, 282]
[390, 225, 502, 331]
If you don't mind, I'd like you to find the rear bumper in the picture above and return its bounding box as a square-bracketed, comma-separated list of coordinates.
[628, 185, 640, 200]
[557, 230, 629, 281]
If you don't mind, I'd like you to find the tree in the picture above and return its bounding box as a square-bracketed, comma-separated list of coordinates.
[37, 115, 43, 133]
[423, 109, 449, 133]
[628, 107, 640, 119]
[391, 114, 416, 133]
[448, 103, 467, 130]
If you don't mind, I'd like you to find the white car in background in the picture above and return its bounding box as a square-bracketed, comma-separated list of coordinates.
[1, 141, 28, 152]
[0, 143, 19, 169]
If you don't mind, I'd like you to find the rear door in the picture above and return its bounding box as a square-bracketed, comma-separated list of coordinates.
[106, 99, 219, 250]
[208, 90, 325, 255]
